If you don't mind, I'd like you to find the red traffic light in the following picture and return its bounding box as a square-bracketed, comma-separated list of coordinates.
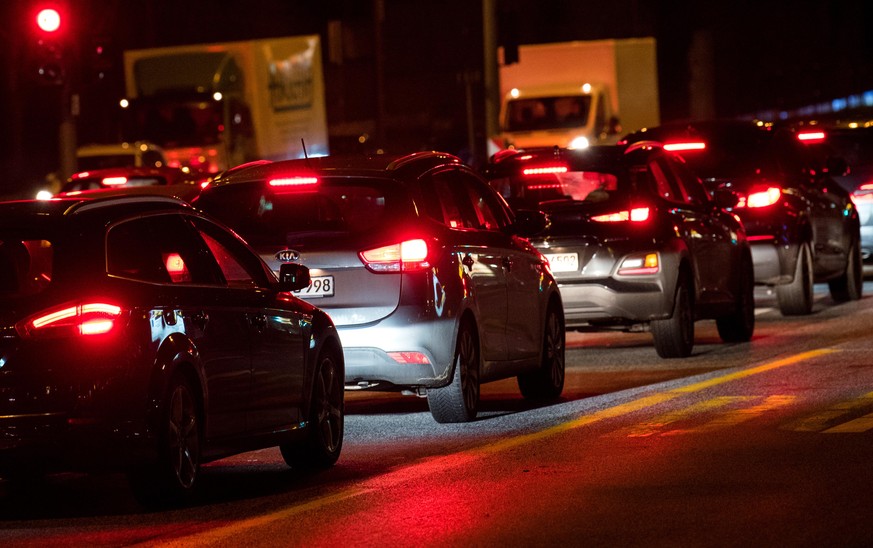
[36, 8, 61, 33]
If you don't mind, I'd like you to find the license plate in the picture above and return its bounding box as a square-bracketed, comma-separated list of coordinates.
[545, 253, 579, 273]
[293, 275, 335, 298]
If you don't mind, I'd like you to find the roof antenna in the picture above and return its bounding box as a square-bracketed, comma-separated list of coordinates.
[301, 138, 309, 160]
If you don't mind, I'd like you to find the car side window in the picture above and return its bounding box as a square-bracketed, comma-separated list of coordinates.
[423, 171, 475, 229]
[666, 156, 710, 205]
[459, 174, 508, 231]
[106, 214, 220, 285]
[648, 160, 684, 205]
[189, 217, 273, 289]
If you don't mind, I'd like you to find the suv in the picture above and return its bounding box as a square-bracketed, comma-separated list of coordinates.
[485, 144, 754, 358]
[194, 152, 565, 423]
[622, 120, 862, 315]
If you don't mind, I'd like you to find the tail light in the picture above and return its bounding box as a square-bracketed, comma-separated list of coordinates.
[16, 302, 125, 339]
[102, 176, 128, 186]
[663, 141, 706, 152]
[736, 186, 782, 208]
[360, 239, 430, 273]
[592, 207, 650, 223]
[269, 176, 319, 189]
[797, 131, 826, 143]
[618, 253, 659, 275]
[522, 165, 568, 176]
[852, 182, 873, 203]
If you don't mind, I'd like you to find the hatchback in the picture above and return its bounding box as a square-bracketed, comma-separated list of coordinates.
[0, 196, 343, 504]
[484, 143, 754, 358]
[194, 152, 565, 423]
[622, 120, 862, 315]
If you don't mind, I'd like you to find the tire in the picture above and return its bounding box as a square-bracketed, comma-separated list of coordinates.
[518, 302, 565, 400]
[828, 237, 862, 303]
[129, 372, 201, 507]
[427, 320, 480, 423]
[651, 275, 694, 358]
[716, 254, 755, 343]
[281, 345, 344, 470]
[777, 242, 814, 315]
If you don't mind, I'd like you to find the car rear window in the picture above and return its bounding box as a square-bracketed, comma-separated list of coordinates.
[196, 177, 406, 247]
[489, 168, 626, 211]
[0, 238, 53, 297]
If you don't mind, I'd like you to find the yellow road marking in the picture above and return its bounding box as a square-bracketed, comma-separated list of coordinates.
[783, 390, 873, 432]
[148, 348, 835, 546]
[823, 412, 873, 433]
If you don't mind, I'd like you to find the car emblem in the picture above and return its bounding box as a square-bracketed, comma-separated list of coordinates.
[275, 249, 301, 263]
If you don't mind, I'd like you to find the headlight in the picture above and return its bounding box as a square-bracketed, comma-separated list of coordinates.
[568, 136, 590, 149]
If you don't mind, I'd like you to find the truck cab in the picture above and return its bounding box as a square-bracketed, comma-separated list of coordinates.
[499, 82, 621, 150]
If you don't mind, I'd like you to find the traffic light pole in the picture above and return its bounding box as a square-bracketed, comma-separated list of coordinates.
[59, 80, 77, 179]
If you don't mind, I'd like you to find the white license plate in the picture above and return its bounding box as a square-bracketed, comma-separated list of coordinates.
[293, 275, 335, 298]
[545, 253, 579, 273]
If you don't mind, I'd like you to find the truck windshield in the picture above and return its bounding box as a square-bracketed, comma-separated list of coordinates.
[504, 95, 591, 132]
[123, 98, 224, 147]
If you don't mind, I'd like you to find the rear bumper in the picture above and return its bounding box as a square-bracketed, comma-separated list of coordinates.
[748, 238, 799, 285]
[558, 278, 671, 329]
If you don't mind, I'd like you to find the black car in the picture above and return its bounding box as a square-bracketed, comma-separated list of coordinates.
[0, 196, 344, 504]
[194, 152, 565, 423]
[484, 144, 754, 358]
[622, 120, 862, 315]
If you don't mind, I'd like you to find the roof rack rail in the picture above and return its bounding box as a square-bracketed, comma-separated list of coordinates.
[64, 195, 190, 215]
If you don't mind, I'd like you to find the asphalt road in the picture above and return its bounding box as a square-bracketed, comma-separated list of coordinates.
[2, 282, 873, 546]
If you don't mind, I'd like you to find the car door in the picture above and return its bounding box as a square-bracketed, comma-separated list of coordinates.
[106, 214, 252, 440]
[425, 168, 509, 365]
[190, 217, 307, 434]
[458, 171, 543, 363]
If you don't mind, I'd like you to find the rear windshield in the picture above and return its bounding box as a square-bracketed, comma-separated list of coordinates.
[196, 177, 408, 247]
[0, 238, 53, 297]
[61, 176, 167, 193]
[489, 167, 639, 211]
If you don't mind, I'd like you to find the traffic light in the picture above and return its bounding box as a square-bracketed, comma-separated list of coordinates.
[33, 6, 65, 85]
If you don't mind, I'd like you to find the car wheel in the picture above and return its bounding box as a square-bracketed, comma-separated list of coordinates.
[129, 372, 201, 506]
[518, 302, 565, 400]
[777, 242, 814, 315]
[651, 274, 694, 358]
[828, 237, 862, 303]
[716, 254, 755, 343]
[427, 320, 480, 423]
[281, 345, 344, 469]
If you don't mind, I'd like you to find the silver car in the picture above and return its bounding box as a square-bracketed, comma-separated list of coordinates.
[194, 152, 565, 423]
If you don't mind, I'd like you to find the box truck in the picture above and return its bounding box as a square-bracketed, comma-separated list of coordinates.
[498, 38, 659, 151]
[121, 35, 328, 173]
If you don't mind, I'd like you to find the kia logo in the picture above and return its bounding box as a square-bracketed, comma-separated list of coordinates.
[275, 249, 301, 262]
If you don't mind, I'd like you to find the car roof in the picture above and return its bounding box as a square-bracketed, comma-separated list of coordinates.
[0, 195, 192, 229]
[210, 151, 465, 187]
[486, 144, 658, 176]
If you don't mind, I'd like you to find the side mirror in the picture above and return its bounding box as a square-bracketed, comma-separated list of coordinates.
[511, 209, 548, 236]
[278, 263, 311, 292]
[712, 187, 739, 209]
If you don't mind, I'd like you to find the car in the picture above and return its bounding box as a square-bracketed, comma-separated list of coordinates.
[791, 122, 873, 276]
[483, 143, 754, 358]
[0, 195, 344, 504]
[52, 165, 209, 202]
[193, 151, 565, 423]
[621, 120, 862, 315]
[76, 141, 168, 171]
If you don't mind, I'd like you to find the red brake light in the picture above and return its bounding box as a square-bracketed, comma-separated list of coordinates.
[736, 187, 781, 208]
[797, 131, 826, 143]
[522, 165, 569, 176]
[18, 302, 124, 338]
[269, 176, 319, 188]
[663, 141, 706, 152]
[592, 207, 650, 223]
[102, 176, 128, 186]
[360, 239, 430, 273]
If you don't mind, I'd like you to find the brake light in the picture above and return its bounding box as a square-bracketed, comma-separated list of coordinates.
[359, 239, 430, 273]
[592, 207, 650, 223]
[527, 183, 564, 191]
[797, 131, 826, 143]
[269, 176, 319, 188]
[102, 176, 128, 186]
[736, 187, 781, 208]
[388, 352, 431, 365]
[663, 141, 706, 152]
[17, 302, 124, 338]
[522, 165, 568, 176]
[853, 182, 873, 202]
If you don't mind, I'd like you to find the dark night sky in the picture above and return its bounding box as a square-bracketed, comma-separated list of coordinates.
[2, 0, 872, 195]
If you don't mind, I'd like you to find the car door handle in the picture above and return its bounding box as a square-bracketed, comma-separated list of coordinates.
[502, 256, 513, 271]
[191, 311, 209, 330]
[462, 254, 475, 271]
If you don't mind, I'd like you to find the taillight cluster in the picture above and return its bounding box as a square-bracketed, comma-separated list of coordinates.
[17, 302, 125, 339]
[592, 207, 650, 223]
[359, 239, 430, 273]
[736, 186, 782, 208]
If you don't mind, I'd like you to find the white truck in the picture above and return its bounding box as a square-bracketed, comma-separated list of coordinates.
[120, 35, 328, 173]
[498, 38, 660, 151]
